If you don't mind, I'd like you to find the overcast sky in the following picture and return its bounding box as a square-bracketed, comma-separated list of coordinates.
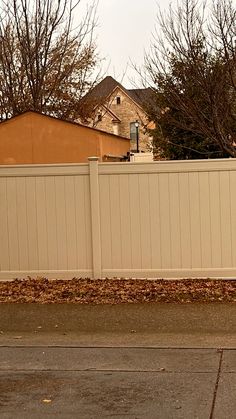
[95, 0, 164, 87]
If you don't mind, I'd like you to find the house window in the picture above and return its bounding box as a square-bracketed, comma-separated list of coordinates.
[130, 122, 137, 141]
[116, 96, 121, 105]
[97, 114, 102, 122]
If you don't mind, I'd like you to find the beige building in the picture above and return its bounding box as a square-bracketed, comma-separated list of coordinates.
[82, 76, 154, 152]
[0, 111, 130, 165]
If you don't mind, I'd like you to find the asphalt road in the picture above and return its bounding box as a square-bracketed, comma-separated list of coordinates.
[0, 303, 235, 418]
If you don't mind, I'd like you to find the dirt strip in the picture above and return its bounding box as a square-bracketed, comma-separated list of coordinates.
[0, 277, 236, 304]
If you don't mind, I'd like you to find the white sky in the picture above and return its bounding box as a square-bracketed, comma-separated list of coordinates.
[94, 0, 236, 87]
[95, 0, 159, 87]
[76, 0, 176, 88]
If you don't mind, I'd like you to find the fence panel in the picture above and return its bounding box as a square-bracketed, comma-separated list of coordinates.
[1, 158, 236, 279]
[0, 164, 92, 279]
[99, 159, 236, 278]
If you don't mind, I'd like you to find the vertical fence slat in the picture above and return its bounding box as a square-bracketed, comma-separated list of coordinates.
[35, 177, 48, 269]
[99, 175, 112, 269]
[149, 174, 162, 270]
[84, 176, 93, 271]
[26, 177, 39, 270]
[7, 178, 19, 270]
[55, 176, 67, 270]
[159, 173, 171, 268]
[65, 177, 77, 269]
[45, 177, 58, 269]
[230, 172, 236, 267]
[0, 178, 10, 271]
[189, 172, 202, 269]
[139, 174, 152, 269]
[16, 177, 28, 270]
[88, 157, 101, 278]
[169, 173, 181, 269]
[179, 173, 192, 269]
[74, 176, 88, 270]
[209, 172, 222, 268]
[220, 171, 232, 267]
[129, 174, 142, 270]
[199, 172, 212, 268]
[109, 175, 122, 269]
[119, 174, 132, 269]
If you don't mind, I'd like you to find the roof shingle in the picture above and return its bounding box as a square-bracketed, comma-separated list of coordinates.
[84, 76, 155, 109]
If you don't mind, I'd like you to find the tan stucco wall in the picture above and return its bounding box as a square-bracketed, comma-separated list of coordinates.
[0, 112, 130, 164]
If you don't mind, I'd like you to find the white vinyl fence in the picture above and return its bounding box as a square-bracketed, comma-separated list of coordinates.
[1, 158, 236, 279]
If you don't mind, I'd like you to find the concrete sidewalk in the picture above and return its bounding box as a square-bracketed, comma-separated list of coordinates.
[0, 303, 235, 418]
[0, 346, 235, 418]
[0, 302, 236, 347]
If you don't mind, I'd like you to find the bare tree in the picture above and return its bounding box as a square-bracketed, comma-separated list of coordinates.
[211, 0, 236, 89]
[144, 0, 236, 158]
[0, 0, 100, 121]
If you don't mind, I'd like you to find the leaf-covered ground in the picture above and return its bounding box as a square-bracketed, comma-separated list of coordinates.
[0, 278, 236, 304]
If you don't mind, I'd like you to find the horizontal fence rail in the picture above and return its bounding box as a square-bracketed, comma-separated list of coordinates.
[1, 158, 236, 279]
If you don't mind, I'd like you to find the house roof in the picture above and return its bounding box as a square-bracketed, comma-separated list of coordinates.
[0, 110, 130, 141]
[84, 76, 155, 109]
[127, 88, 155, 108]
[86, 76, 123, 100]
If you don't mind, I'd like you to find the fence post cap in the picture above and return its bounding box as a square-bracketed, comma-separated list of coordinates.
[88, 156, 99, 161]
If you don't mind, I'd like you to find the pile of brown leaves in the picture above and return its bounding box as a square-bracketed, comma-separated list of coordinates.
[0, 278, 236, 304]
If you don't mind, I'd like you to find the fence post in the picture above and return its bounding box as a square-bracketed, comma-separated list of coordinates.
[88, 157, 102, 278]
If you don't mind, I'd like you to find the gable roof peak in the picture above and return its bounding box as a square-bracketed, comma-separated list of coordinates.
[82, 75, 155, 110]
[103, 75, 120, 84]
[86, 76, 124, 100]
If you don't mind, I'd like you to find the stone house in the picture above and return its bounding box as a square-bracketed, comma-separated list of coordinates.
[81, 76, 154, 152]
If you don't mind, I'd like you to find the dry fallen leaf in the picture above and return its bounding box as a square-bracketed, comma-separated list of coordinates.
[0, 278, 236, 304]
